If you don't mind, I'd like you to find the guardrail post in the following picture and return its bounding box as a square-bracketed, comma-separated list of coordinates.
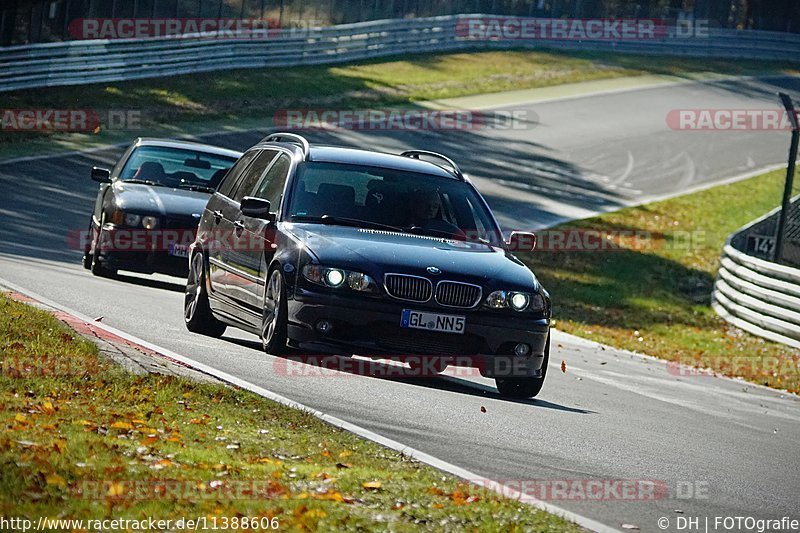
[774, 92, 799, 263]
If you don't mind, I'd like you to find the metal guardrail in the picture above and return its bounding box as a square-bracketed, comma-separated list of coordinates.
[712, 207, 800, 349]
[2, 15, 800, 92]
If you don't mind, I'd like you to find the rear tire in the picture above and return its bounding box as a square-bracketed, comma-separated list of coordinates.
[495, 335, 550, 399]
[184, 251, 227, 337]
[261, 268, 288, 355]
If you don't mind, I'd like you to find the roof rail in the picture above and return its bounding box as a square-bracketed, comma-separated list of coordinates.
[400, 150, 464, 181]
[262, 132, 310, 158]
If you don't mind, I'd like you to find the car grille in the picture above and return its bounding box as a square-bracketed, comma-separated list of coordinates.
[164, 216, 199, 230]
[384, 274, 432, 302]
[435, 281, 482, 308]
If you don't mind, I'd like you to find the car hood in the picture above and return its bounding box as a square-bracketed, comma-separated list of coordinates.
[112, 182, 210, 217]
[286, 223, 539, 290]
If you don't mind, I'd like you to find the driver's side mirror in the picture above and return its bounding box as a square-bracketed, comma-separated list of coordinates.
[91, 167, 112, 183]
[240, 196, 275, 221]
[506, 231, 536, 252]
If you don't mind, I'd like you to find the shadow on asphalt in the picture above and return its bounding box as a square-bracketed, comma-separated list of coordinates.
[222, 336, 595, 414]
[111, 273, 186, 293]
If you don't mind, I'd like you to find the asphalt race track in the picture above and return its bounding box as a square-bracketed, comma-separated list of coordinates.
[1, 76, 799, 531]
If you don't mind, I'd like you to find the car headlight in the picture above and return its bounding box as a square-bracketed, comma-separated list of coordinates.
[124, 213, 141, 227]
[325, 268, 345, 287]
[485, 290, 546, 312]
[142, 216, 159, 230]
[486, 290, 508, 309]
[302, 265, 377, 293]
[509, 292, 530, 311]
[346, 271, 372, 291]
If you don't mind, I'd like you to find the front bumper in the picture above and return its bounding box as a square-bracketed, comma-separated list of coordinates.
[94, 225, 192, 277]
[97, 250, 189, 277]
[286, 287, 550, 378]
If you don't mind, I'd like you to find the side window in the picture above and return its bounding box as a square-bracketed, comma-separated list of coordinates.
[231, 149, 278, 202]
[251, 154, 292, 213]
[218, 150, 259, 198]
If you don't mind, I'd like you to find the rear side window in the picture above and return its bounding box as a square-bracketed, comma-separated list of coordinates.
[218, 150, 259, 198]
[252, 154, 292, 213]
[231, 149, 278, 202]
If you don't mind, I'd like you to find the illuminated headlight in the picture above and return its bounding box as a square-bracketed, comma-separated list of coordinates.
[124, 213, 141, 227]
[325, 269, 345, 287]
[486, 290, 546, 312]
[142, 216, 159, 230]
[509, 292, 530, 311]
[303, 265, 376, 292]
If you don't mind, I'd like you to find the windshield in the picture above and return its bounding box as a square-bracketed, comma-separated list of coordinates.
[287, 162, 502, 245]
[119, 146, 238, 191]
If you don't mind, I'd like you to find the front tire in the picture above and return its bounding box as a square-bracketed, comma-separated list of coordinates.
[495, 335, 550, 399]
[90, 217, 117, 278]
[82, 223, 93, 270]
[184, 251, 227, 337]
[261, 268, 288, 355]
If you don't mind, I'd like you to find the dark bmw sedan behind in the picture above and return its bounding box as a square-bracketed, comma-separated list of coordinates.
[185, 133, 551, 398]
[84, 138, 241, 278]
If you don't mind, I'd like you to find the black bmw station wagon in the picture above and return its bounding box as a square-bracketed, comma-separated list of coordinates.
[185, 133, 552, 398]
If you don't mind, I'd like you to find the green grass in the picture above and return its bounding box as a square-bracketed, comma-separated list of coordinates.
[0, 293, 579, 531]
[521, 169, 800, 393]
[1, 48, 797, 157]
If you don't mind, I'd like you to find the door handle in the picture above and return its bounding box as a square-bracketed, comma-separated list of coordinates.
[213, 210, 223, 224]
[233, 220, 245, 234]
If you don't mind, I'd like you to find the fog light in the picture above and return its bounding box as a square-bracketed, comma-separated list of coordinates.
[514, 343, 530, 357]
[316, 320, 334, 335]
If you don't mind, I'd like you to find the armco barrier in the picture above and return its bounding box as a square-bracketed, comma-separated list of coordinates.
[1, 15, 800, 92]
[712, 204, 800, 349]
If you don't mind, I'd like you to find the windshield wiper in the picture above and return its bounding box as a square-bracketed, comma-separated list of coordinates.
[123, 179, 161, 186]
[291, 215, 404, 232]
[178, 183, 216, 193]
[405, 225, 492, 245]
[405, 226, 461, 240]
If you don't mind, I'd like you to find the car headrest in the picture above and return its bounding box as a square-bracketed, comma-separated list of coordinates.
[135, 162, 166, 180]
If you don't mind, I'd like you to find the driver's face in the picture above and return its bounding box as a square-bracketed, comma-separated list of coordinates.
[415, 192, 441, 220]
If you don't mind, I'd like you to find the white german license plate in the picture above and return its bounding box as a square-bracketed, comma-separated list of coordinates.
[400, 309, 465, 334]
[169, 244, 190, 258]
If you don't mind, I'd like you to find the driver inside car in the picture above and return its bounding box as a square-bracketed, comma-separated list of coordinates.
[405, 188, 463, 237]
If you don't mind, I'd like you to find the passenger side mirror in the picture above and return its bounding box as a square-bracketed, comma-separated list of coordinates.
[241, 196, 275, 221]
[506, 231, 536, 252]
[91, 167, 112, 183]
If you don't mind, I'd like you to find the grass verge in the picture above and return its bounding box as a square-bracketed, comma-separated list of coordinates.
[521, 169, 800, 394]
[1, 48, 797, 159]
[0, 293, 579, 531]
